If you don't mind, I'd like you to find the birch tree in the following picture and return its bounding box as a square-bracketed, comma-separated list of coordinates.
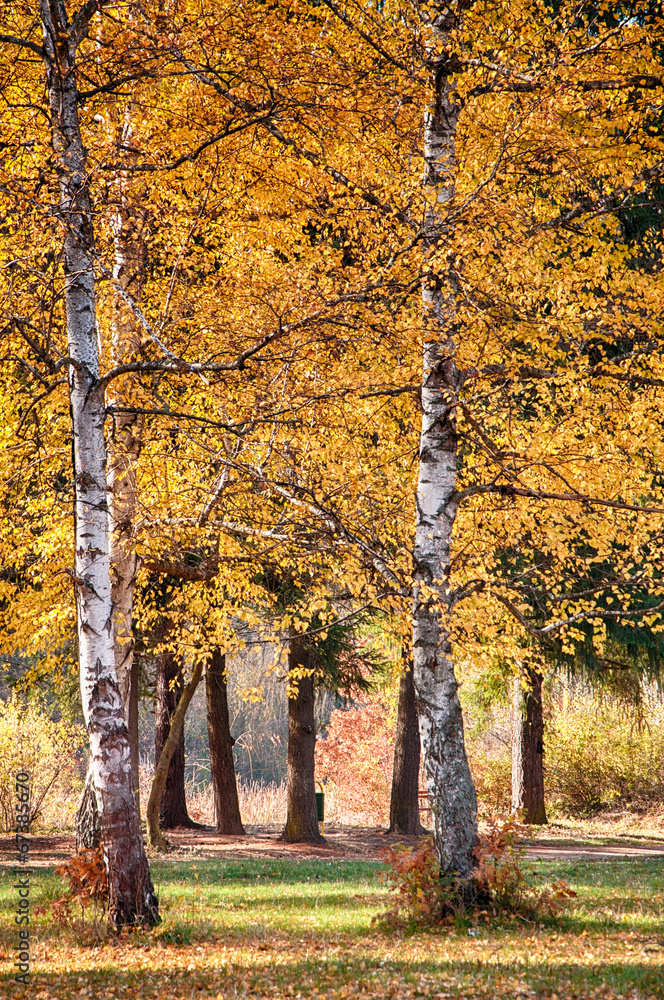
[107, 122, 148, 809]
[37, 0, 157, 926]
[410, 4, 480, 892]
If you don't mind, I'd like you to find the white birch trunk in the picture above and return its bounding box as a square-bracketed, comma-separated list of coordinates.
[39, 0, 157, 927]
[108, 106, 147, 808]
[411, 6, 480, 888]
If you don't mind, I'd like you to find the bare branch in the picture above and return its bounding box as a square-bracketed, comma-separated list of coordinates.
[359, 384, 421, 399]
[98, 115, 275, 173]
[535, 158, 664, 233]
[491, 591, 664, 640]
[0, 33, 45, 57]
[459, 482, 664, 516]
[16, 378, 68, 436]
[70, 0, 102, 48]
[167, 42, 412, 227]
[141, 557, 218, 581]
[318, 0, 410, 72]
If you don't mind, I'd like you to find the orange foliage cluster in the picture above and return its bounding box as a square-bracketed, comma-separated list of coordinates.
[379, 817, 577, 925]
[315, 702, 394, 825]
[35, 849, 109, 929]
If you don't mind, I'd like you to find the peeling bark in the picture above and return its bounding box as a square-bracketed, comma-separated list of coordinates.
[388, 661, 425, 835]
[207, 649, 245, 835]
[107, 107, 148, 808]
[511, 670, 548, 825]
[411, 5, 480, 892]
[38, 0, 157, 928]
[282, 635, 324, 844]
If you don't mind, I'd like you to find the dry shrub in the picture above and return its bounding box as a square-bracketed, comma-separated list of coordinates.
[315, 700, 394, 825]
[186, 778, 383, 828]
[378, 817, 576, 927]
[35, 848, 108, 931]
[474, 815, 576, 918]
[378, 837, 442, 925]
[187, 779, 289, 826]
[0, 698, 86, 832]
[468, 752, 512, 814]
[546, 692, 664, 815]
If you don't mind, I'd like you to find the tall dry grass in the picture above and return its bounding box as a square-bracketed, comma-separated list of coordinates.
[185, 779, 385, 828]
[186, 780, 286, 826]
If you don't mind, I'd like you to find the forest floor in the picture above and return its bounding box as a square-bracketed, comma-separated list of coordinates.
[1, 852, 663, 1000]
[2, 821, 663, 999]
[2, 821, 664, 868]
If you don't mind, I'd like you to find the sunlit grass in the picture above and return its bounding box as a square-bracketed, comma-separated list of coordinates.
[0, 857, 663, 998]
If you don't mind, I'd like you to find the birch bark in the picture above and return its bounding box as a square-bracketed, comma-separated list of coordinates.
[107, 106, 147, 809]
[39, 0, 157, 927]
[411, 5, 480, 889]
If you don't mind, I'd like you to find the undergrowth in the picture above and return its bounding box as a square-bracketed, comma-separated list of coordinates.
[378, 816, 576, 927]
[34, 847, 108, 936]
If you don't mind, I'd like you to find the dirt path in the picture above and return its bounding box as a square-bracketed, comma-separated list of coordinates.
[2, 826, 664, 868]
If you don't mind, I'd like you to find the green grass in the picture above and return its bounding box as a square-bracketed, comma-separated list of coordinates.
[151, 858, 385, 939]
[0, 857, 663, 998]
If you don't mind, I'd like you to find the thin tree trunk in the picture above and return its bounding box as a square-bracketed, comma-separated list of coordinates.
[147, 660, 204, 850]
[282, 635, 324, 844]
[512, 669, 548, 825]
[38, 0, 157, 928]
[154, 643, 200, 829]
[411, 5, 480, 896]
[207, 649, 245, 835]
[98, 7, 147, 806]
[108, 184, 146, 810]
[388, 661, 425, 835]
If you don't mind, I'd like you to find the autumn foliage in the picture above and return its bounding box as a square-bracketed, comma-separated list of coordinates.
[315, 702, 395, 825]
[379, 817, 577, 926]
[34, 849, 110, 930]
[3, 0, 664, 920]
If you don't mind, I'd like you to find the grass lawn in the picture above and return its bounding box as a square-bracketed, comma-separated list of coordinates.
[1, 856, 663, 999]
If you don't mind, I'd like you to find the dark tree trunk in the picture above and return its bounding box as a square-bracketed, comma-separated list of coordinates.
[206, 649, 245, 835]
[388, 662, 426, 835]
[76, 766, 101, 851]
[128, 656, 140, 811]
[511, 669, 548, 825]
[282, 635, 324, 844]
[155, 645, 201, 829]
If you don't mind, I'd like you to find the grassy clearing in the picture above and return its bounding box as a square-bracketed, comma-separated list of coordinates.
[0, 856, 663, 999]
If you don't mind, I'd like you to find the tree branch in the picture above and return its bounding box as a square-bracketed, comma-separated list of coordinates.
[459, 482, 664, 516]
[98, 115, 275, 173]
[0, 33, 45, 57]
